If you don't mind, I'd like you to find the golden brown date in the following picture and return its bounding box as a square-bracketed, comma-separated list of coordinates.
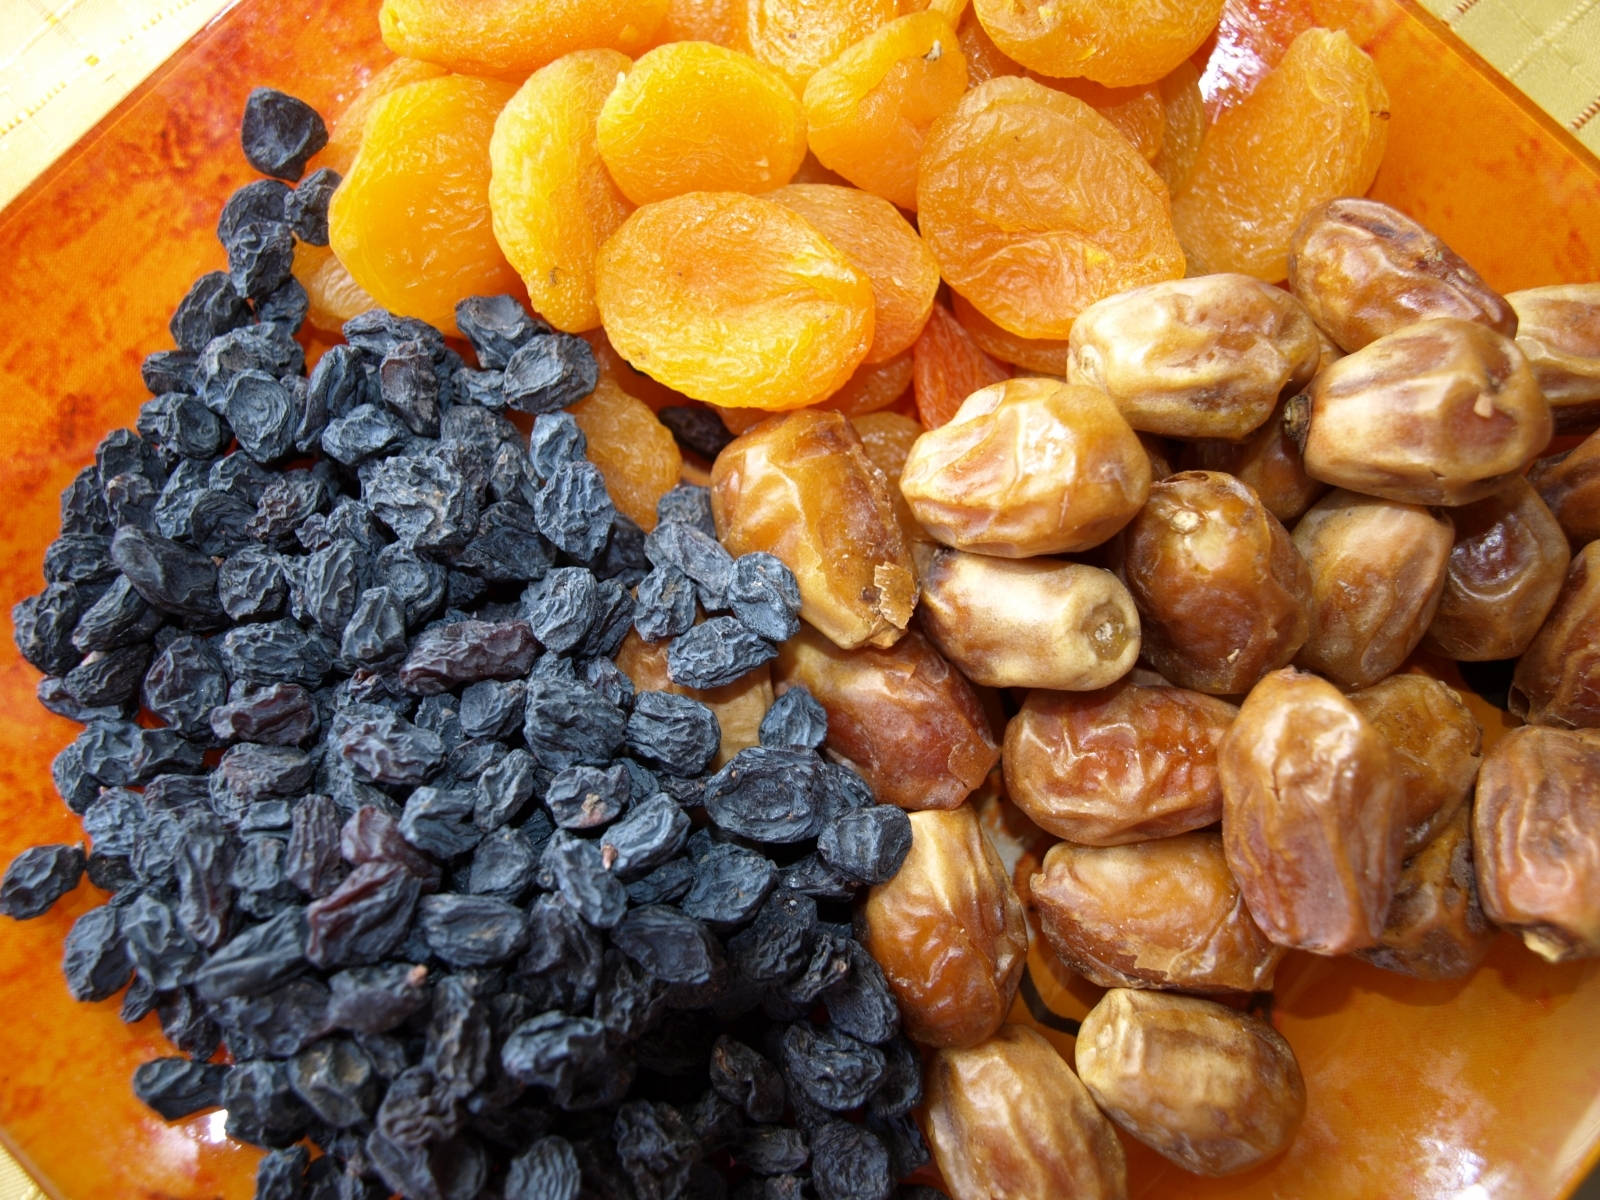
[1290, 489, 1453, 689]
[1507, 282, 1600, 431]
[710, 409, 917, 650]
[1219, 668, 1406, 954]
[925, 1025, 1128, 1200]
[614, 629, 770, 767]
[1075, 988, 1305, 1177]
[1355, 806, 1495, 980]
[1528, 429, 1600, 547]
[1509, 540, 1600, 728]
[1179, 400, 1328, 525]
[1421, 477, 1570, 662]
[1002, 681, 1235, 845]
[915, 546, 1140, 691]
[1347, 673, 1482, 854]
[1286, 197, 1516, 352]
[1473, 724, 1600, 961]
[774, 623, 998, 812]
[1116, 470, 1311, 695]
[1065, 273, 1321, 440]
[898, 377, 1151, 557]
[1029, 833, 1283, 993]
[857, 805, 1028, 1048]
[1285, 317, 1553, 506]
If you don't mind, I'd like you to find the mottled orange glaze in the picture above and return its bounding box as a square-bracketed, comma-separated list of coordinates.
[0, 2, 1598, 1199]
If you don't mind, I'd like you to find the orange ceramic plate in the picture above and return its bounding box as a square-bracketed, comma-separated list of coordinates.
[0, 2, 1598, 1198]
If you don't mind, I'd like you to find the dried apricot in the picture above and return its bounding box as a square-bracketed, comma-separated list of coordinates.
[951, 293, 1072, 374]
[912, 302, 1010, 429]
[378, 0, 667, 77]
[956, 8, 1019, 83]
[746, 0, 899, 93]
[328, 76, 522, 333]
[769, 184, 939, 362]
[597, 42, 806, 204]
[1054, 77, 1165, 161]
[594, 191, 875, 410]
[971, 0, 1224, 86]
[1171, 28, 1389, 281]
[568, 377, 683, 531]
[489, 49, 634, 334]
[802, 11, 969, 211]
[319, 57, 447, 175]
[295, 242, 375, 333]
[1152, 59, 1205, 192]
[918, 76, 1185, 340]
[820, 351, 915, 417]
[656, 0, 747, 47]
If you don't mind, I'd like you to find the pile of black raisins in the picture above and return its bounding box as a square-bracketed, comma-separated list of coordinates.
[3, 89, 942, 1200]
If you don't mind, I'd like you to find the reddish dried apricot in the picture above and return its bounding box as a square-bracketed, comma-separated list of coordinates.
[918, 76, 1185, 340]
[329, 76, 522, 333]
[594, 191, 875, 410]
[489, 49, 634, 334]
[802, 11, 970, 211]
[972, 0, 1224, 87]
[769, 184, 939, 362]
[378, 0, 667, 77]
[746, 0, 899, 93]
[569, 377, 683, 530]
[912, 301, 1010, 428]
[1171, 28, 1389, 281]
[597, 42, 806, 204]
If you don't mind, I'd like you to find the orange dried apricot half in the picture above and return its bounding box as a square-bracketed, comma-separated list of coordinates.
[378, 0, 667, 78]
[802, 11, 969, 211]
[569, 377, 684, 530]
[1152, 59, 1205, 192]
[1171, 27, 1389, 281]
[746, 0, 899, 93]
[320, 58, 447, 175]
[972, 0, 1224, 86]
[597, 42, 806, 204]
[656, 0, 748, 48]
[912, 301, 1010, 428]
[769, 183, 939, 362]
[489, 49, 634, 334]
[917, 75, 1185, 340]
[1054, 76, 1165, 162]
[951, 293, 1072, 374]
[822, 350, 916, 417]
[594, 191, 875, 410]
[295, 243, 375, 333]
[329, 75, 522, 333]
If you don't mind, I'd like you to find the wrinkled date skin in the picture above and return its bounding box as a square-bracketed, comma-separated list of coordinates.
[1422, 477, 1570, 662]
[1180, 400, 1328, 525]
[1356, 806, 1495, 980]
[1003, 681, 1235, 845]
[1066, 273, 1322, 440]
[1287, 197, 1516, 353]
[774, 623, 999, 811]
[1529, 429, 1600, 547]
[924, 1024, 1128, 1200]
[1075, 988, 1306, 1177]
[1029, 833, 1283, 994]
[1507, 282, 1600, 431]
[1290, 489, 1453, 689]
[1348, 673, 1483, 854]
[898, 377, 1152, 557]
[858, 805, 1028, 1048]
[1285, 317, 1553, 506]
[1219, 668, 1406, 954]
[1473, 725, 1600, 961]
[711, 409, 917, 650]
[1116, 470, 1311, 695]
[915, 546, 1140, 691]
[1510, 541, 1600, 728]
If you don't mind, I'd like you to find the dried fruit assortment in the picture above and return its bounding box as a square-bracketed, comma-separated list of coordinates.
[8, 1, 1600, 1199]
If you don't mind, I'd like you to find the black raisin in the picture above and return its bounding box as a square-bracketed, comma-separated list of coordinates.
[240, 87, 329, 180]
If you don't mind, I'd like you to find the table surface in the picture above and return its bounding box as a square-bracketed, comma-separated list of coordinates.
[1, 2, 1599, 1199]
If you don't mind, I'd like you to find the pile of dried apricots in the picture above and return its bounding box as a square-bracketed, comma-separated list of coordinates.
[304, 0, 1600, 1196]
